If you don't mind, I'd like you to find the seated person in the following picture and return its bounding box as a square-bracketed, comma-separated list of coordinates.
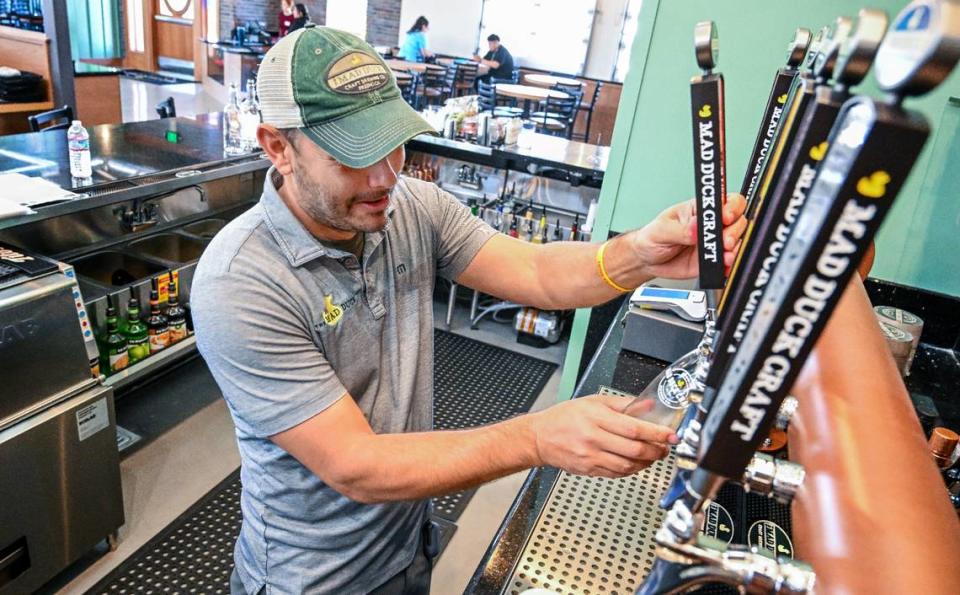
[399, 16, 433, 63]
[474, 34, 515, 82]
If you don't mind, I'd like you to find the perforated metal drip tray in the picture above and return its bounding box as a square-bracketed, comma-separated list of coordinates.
[504, 453, 677, 595]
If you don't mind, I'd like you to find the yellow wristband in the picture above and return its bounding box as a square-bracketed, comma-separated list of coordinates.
[596, 241, 631, 293]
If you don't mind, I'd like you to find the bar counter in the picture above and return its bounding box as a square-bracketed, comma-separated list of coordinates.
[0, 116, 608, 231]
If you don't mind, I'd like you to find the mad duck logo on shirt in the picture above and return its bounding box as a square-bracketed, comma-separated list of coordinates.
[322, 294, 344, 326]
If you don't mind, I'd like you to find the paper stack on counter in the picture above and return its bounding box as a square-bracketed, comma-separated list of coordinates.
[0, 172, 80, 220]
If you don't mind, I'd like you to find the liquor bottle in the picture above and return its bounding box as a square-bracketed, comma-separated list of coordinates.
[124, 297, 150, 364]
[101, 301, 129, 375]
[469, 198, 479, 217]
[525, 200, 535, 221]
[146, 282, 170, 354]
[537, 208, 548, 243]
[223, 83, 245, 156]
[524, 218, 534, 242]
[508, 213, 519, 238]
[552, 218, 562, 242]
[165, 278, 188, 344]
[570, 214, 580, 241]
[239, 79, 261, 152]
[494, 203, 504, 232]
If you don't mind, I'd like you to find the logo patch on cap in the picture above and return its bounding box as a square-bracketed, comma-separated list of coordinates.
[326, 52, 389, 95]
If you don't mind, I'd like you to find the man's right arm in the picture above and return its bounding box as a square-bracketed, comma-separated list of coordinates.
[272, 392, 677, 504]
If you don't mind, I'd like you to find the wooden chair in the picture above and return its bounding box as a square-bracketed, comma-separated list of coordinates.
[27, 105, 73, 132]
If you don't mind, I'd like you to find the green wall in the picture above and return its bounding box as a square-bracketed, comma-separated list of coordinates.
[559, 0, 960, 398]
[68, 0, 123, 61]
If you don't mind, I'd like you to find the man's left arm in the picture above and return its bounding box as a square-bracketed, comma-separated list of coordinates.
[456, 195, 747, 310]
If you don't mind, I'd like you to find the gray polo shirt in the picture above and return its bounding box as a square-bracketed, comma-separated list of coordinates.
[191, 169, 496, 594]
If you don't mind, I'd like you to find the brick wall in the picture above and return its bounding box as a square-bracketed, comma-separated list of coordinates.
[366, 0, 402, 46]
[219, 0, 327, 40]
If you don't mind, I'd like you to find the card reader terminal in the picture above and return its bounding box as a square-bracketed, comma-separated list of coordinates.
[629, 286, 708, 322]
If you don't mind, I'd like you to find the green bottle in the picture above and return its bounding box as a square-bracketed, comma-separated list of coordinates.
[103, 303, 129, 375]
[124, 297, 150, 364]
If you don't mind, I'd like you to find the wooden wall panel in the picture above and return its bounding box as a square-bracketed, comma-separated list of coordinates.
[156, 19, 193, 61]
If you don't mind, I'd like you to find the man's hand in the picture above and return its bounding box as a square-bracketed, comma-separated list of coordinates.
[630, 193, 747, 280]
[527, 395, 678, 478]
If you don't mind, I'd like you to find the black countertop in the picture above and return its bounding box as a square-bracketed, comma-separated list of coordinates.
[0, 115, 248, 189]
[202, 39, 271, 56]
[466, 298, 668, 593]
[0, 114, 268, 230]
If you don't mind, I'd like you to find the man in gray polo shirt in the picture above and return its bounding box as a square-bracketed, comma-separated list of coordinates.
[192, 26, 746, 595]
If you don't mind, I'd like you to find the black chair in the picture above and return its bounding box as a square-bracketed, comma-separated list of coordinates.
[573, 81, 603, 142]
[477, 79, 522, 118]
[155, 96, 177, 119]
[531, 92, 581, 138]
[454, 61, 479, 96]
[27, 105, 73, 132]
[510, 69, 522, 83]
[398, 73, 420, 109]
[421, 65, 452, 106]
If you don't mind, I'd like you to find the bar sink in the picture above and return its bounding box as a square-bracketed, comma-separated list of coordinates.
[127, 233, 208, 264]
[70, 251, 169, 287]
[180, 218, 226, 240]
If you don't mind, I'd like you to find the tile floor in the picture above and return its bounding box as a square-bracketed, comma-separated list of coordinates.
[51, 298, 566, 595]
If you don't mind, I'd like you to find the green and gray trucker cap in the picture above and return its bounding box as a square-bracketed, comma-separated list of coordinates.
[257, 24, 435, 168]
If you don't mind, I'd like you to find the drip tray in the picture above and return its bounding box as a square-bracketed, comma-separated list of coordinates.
[504, 453, 677, 595]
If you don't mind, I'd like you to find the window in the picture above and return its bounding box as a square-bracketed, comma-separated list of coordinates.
[158, 0, 194, 20]
[479, 0, 596, 75]
[613, 0, 642, 82]
[206, 0, 219, 42]
[326, 0, 368, 40]
[126, 0, 144, 52]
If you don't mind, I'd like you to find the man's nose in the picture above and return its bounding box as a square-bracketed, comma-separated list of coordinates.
[367, 155, 399, 189]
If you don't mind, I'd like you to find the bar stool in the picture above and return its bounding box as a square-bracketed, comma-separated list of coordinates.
[27, 105, 73, 132]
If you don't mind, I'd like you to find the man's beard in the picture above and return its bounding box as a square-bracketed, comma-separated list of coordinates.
[291, 163, 392, 234]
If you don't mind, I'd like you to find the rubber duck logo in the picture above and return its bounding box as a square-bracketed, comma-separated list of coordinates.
[698, 104, 712, 118]
[777, 93, 788, 104]
[856, 170, 891, 198]
[895, 4, 931, 32]
[809, 141, 828, 161]
[322, 294, 344, 326]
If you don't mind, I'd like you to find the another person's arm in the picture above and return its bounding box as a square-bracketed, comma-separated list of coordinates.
[419, 34, 433, 59]
[457, 194, 747, 310]
[789, 275, 960, 593]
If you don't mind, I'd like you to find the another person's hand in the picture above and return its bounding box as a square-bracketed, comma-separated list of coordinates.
[527, 395, 678, 477]
[472, 54, 482, 62]
[630, 193, 747, 280]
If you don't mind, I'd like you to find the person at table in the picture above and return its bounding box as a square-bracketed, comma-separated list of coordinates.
[474, 33, 514, 82]
[398, 16, 433, 63]
[278, 0, 295, 37]
[288, 3, 309, 34]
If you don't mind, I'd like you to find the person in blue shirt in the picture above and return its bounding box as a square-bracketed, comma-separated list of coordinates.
[399, 16, 433, 63]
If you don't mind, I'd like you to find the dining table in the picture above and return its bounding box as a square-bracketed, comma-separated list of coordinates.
[494, 83, 571, 117]
[523, 73, 583, 88]
[384, 59, 446, 74]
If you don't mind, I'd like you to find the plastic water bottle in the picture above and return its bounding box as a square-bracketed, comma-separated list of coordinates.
[67, 120, 92, 179]
[223, 83, 244, 156]
[239, 79, 260, 152]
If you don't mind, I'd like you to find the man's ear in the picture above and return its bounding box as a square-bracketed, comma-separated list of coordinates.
[258, 124, 295, 177]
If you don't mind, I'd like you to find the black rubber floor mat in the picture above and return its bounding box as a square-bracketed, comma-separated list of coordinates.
[431, 329, 558, 521]
[87, 469, 242, 594]
[88, 472, 459, 593]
